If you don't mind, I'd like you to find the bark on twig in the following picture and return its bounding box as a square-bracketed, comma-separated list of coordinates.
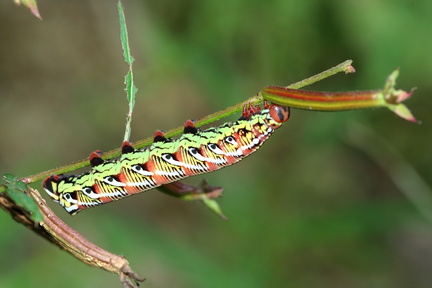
[0, 188, 145, 288]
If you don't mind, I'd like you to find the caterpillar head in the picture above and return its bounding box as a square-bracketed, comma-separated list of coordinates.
[42, 175, 63, 202]
[43, 175, 81, 215]
[269, 104, 290, 124]
[43, 174, 125, 215]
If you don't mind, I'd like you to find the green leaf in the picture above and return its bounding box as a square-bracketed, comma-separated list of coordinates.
[125, 70, 137, 104]
[14, 0, 42, 20]
[2, 174, 43, 222]
[117, 1, 133, 65]
[118, 1, 138, 142]
[386, 103, 418, 123]
[200, 195, 227, 220]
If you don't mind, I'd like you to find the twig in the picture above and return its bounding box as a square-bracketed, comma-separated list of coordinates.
[0, 188, 145, 288]
[2, 60, 354, 188]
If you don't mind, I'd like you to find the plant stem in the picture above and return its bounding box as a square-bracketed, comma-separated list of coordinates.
[261, 68, 417, 122]
[0, 187, 145, 287]
[118, 0, 137, 143]
[287, 60, 355, 89]
[2, 59, 354, 188]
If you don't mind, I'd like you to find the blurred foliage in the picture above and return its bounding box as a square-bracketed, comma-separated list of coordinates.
[1, 0, 431, 288]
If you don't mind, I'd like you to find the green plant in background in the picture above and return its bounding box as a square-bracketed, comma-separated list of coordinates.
[1, 1, 427, 288]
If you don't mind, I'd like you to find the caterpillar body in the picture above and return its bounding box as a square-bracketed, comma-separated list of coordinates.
[43, 103, 290, 215]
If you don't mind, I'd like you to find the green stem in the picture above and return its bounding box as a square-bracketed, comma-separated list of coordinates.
[286, 60, 355, 89]
[136, 60, 355, 146]
[0, 60, 354, 188]
[118, 0, 137, 142]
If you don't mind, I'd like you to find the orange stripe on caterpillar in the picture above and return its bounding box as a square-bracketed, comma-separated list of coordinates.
[42, 103, 290, 215]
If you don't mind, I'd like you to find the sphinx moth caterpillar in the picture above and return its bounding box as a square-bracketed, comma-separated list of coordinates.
[43, 102, 290, 215]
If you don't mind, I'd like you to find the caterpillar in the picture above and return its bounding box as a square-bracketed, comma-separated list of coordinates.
[43, 102, 290, 215]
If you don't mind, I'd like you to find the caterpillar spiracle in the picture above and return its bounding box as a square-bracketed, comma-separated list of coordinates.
[43, 102, 290, 215]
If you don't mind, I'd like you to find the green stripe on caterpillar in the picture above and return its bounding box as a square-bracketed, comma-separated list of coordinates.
[43, 102, 290, 215]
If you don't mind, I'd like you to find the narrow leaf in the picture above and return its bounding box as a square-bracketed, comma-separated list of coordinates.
[125, 70, 137, 104]
[387, 103, 418, 123]
[14, 0, 42, 19]
[118, 0, 138, 142]
[117, 1, 133, 65]
[200, 195, 227, 220]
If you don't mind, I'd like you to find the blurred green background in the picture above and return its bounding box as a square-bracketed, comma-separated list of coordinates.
[1, 1, 431, 287]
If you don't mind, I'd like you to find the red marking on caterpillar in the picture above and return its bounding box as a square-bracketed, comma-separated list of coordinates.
[43, 103, 290, 214]
[89, 150, 103, 167]
[121, 141, 135, 154]
[153, 130, 167, 142]
[183, 119, 198, 134]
